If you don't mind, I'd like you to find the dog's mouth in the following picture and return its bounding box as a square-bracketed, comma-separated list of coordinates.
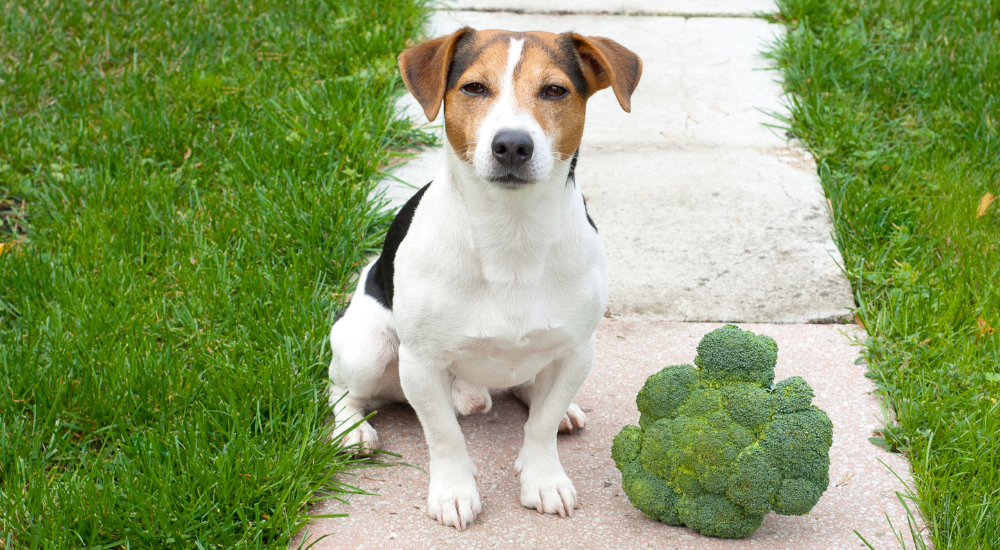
[487, 173, 535, 189]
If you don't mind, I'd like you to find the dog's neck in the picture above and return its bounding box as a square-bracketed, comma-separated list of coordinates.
[441, 141, 575, 287]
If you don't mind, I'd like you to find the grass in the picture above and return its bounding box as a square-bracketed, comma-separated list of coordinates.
[0, 0, 430, 547]
[767, 0, 999, 547]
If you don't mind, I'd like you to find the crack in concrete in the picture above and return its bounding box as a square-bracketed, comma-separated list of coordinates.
[444, 8, 768, 18]
[702, 255, 749, 288]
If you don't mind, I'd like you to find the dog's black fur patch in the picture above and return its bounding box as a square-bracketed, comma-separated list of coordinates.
[364, 260, 389, 309]
[556, 34, 589, 97]
[565, 150, 596, 232]
[582, 195, 597, 232]
[364, 182, 432, 310]
[445, 30, 481, 91]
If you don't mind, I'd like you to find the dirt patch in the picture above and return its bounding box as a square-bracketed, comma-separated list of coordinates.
[0, 196, 28, 237]
[758, 146, 818, 174]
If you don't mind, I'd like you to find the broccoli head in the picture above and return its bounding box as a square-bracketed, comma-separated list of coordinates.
[612, 325, 833, 539]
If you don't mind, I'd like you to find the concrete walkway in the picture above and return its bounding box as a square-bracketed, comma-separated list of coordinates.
[297, 1, 926, 548]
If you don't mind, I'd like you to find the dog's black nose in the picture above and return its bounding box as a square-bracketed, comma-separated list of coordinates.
[491, 131, 534, 168]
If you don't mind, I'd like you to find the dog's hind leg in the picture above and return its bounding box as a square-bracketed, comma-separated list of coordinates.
[328, 276, 403, 454]
[328, 334, 401, 453]
[329, 383, 381, 453]
[513, 380, 586, 435]
[452, 376, 492, 415]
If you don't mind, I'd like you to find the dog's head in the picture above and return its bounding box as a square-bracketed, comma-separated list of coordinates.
[399, 28, 641, 188]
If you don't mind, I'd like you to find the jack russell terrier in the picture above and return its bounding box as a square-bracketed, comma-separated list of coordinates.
[328, 27, 641, 530]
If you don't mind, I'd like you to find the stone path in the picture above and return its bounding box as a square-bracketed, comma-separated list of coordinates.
[296, 1, 927, 548]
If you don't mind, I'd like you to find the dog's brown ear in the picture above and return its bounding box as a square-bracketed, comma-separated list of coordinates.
[398, 28, 473, 122]
[569, 34, 642, 113]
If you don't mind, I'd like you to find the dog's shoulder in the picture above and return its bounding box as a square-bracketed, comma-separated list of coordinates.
[365, 181, 432, 310]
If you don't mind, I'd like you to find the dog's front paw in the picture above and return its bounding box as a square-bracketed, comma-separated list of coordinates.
[427, 474, 481, 530]
[558, 403, 587, 434]
[516, 461, 579, 518]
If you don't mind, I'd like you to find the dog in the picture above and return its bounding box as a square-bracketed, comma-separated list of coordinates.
[328, 27, 641, 530]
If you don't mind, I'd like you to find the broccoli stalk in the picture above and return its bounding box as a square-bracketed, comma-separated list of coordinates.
[612, 325, 833, 539]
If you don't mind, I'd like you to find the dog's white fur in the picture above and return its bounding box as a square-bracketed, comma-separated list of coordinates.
[329, 35, 611, 530]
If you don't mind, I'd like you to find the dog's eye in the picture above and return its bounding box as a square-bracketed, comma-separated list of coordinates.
[542, 85, 568, 98]
[462, 82, 488, 96]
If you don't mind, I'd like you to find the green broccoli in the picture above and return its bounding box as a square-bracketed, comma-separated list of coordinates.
[612, 325, 833, 539]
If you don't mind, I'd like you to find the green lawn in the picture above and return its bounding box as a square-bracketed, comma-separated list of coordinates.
[0, 0, 429, 547]
[769, 0, 999, 548]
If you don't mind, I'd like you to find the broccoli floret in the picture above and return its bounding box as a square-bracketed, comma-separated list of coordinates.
[612, 424, 643, 468]
[676, 493, 763, 539]
[773, 478, 823, 516]
[636, 364, 699, 426]
[760, 407, 833, 486]
[611, 325, 833, 539]
[775, 376, 815, 414]
[720, 382, 773, 431]
[726, 446, 779, 515]
[695, 324, 777, 388]
[621, 463, 682, 525]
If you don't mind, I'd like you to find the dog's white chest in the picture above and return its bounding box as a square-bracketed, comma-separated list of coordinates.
[449, 324, 572, 386]
[399, 254, 605, 388]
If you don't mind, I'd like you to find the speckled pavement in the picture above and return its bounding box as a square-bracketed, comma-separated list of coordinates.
[298, 0, 928, 548]
[296, 323, 921, 549]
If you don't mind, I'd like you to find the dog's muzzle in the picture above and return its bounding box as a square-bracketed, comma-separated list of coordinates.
[489, 130, 535, 186]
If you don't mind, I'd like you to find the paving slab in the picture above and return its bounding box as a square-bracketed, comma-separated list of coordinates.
[578, 146, 854, 321]
[295, 322, 923, 550]
[443, 0, 776, 16]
